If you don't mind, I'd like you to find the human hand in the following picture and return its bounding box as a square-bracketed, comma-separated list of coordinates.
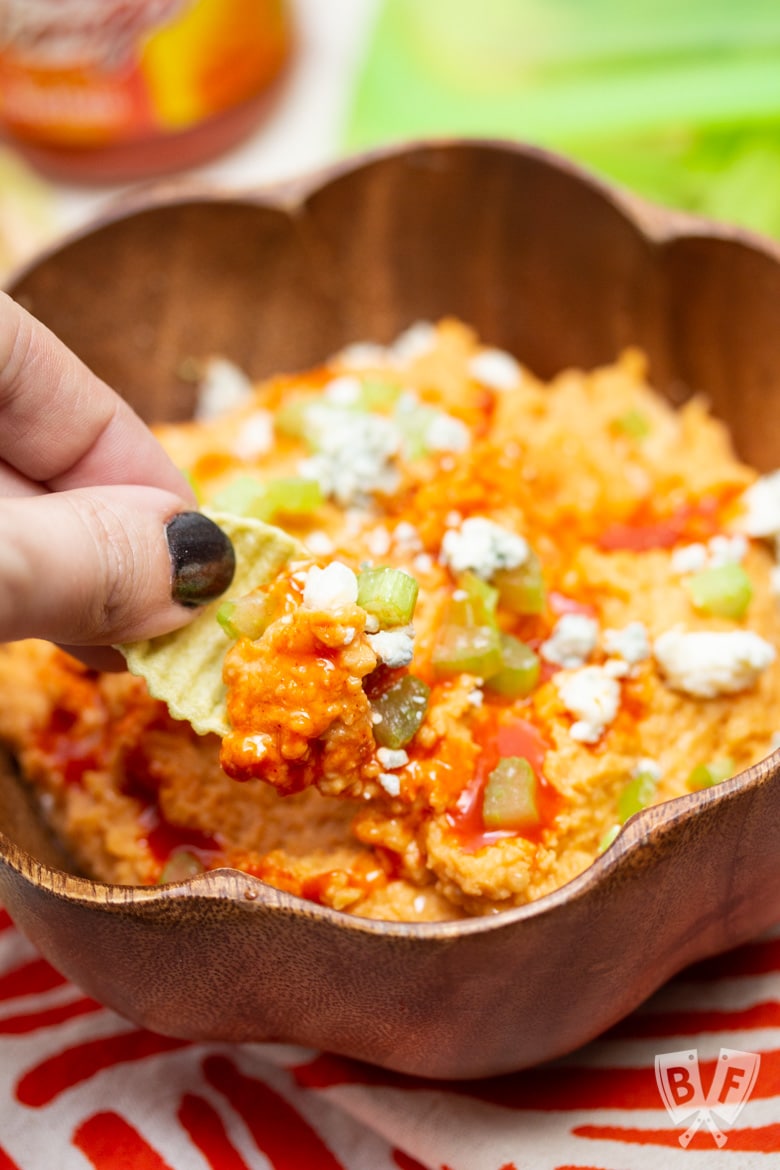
[0, 291, 234, 660]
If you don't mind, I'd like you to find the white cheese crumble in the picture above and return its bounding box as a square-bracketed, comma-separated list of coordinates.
[468, 347, 522, 392]
[393, 521, 423, 552]
[391, 321, 437, 364]
[366, 526, 392, 557]
[708, 534, 748, 567]
[736, 471, 780, 538]
[440, 516, 528, 580]
[376, 747, 409, 770]
[194, 357, 253, 420]
[366, 625, 415, 668]
[671, 535, 747, 575]
[634, 757, 663, 781]
[541, 614, 599, 669]
[555, 666, 621, 744]
[653, 627, 776, 698]
[302, 562, 358, 611]
[305, 531, 335, 557]
[413, 552, 434, 574]
[602, 622, 650, 666]
[670, 542, 708, 575]
[323, 374, 363, 405]
[603, 659, 631, 679]
[425, 412, 471, 453]
[378, 772, 402, 797]
[231, 410, 274, 460]
[299, 410, 400, 506]
[337, 342, 389, 369]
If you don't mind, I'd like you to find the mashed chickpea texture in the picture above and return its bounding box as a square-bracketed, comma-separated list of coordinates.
[2, 319, 780, 922]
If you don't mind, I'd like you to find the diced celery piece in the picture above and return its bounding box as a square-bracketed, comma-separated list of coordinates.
[493, 550, 546, 615]
[217, 593, 272, 640]
[357, 566, 419, 627]
[612, 409, 651, 439]
[371, 675, 430, 749]
[482, 757, 540, 830]
[395, 403, 439, 460]
[257, 477, 323, 518]
[617, 770, 657, 823]
[211, 475, 266, 516]
[686, 563, 752, 620]
[275, 395, 319, 441]
[359, 378, 402, 410]
[216, 600, 238, 637]
[687, 757, 735, 791]
[434, 574, 502, 677]
[432, 624, 502, 679]
[485, 634, 540, 698]
[451, 571, 499, 628]
[158, 851, 205, 884]
[211, 475, 322, 522]
[599, 824, 621, 853]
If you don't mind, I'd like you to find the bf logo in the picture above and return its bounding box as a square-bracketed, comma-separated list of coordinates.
[655, 1048, 760, 1147]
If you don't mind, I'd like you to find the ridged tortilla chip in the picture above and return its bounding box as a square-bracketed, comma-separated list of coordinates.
[121, 510, 304, 737]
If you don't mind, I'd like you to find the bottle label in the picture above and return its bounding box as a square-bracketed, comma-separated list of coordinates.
[0, 0, 289, 147]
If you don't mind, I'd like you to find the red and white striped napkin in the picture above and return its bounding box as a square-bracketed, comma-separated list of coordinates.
[1, 903, 778, 1169]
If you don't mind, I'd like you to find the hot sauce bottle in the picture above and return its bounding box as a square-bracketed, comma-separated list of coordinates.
[0, 0, 292, 182]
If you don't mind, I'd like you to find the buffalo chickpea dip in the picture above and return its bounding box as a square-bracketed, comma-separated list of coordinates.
[2, 318, 780, 921]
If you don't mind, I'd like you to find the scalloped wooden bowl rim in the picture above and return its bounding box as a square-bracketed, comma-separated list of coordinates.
[1, 752, 775, 936]
[3, 135, 780, 940]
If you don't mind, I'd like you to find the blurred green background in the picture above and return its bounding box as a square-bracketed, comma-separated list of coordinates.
[347, 0, 780, 237]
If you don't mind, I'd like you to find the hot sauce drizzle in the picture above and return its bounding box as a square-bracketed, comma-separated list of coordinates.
[597, 496, 726, 551]
[446, 716, 559, 853]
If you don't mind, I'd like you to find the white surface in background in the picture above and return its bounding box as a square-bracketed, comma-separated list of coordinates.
[50, 0, 381, 232]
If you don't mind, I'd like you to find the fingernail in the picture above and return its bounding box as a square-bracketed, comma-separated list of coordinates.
[166, 512, 235, 607]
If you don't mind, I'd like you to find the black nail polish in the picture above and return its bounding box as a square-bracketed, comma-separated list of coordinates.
[166, 512, 235, 607]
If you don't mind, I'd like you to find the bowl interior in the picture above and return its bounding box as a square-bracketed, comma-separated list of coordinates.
[9, 142, 780, 470]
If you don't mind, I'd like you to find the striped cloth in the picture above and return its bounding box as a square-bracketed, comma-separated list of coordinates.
[1, 904, 778, 1169]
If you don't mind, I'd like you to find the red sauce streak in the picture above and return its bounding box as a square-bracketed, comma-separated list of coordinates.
[597, 497, 723, 551]
[548, 591, 597, 618]
[35, 705, 106, 787]
[122, 753, 221, 872]
[446, 716, 560, 853]
[300, 859, 387, 907]
[144, 821, 221, 868]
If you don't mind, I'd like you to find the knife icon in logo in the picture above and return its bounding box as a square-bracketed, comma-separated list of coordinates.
[655, 1047, 760, 1147]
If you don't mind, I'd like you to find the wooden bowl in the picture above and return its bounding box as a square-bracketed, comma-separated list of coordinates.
[2, 140, 780, 1079]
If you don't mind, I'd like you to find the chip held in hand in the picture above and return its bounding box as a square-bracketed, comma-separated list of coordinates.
[121, 510, 303, 737]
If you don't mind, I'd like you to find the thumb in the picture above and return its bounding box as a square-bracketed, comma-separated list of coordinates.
[0, 487, 235, 646]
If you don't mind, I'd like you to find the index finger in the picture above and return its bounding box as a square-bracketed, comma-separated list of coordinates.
[0, 291, 194, 499]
